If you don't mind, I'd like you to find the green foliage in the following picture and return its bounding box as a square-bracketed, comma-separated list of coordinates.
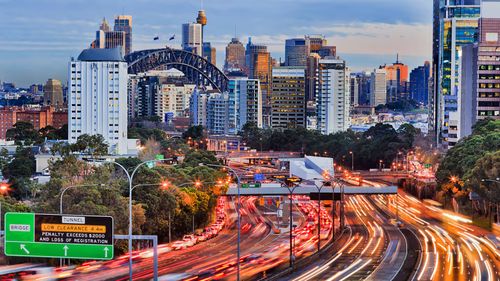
[34, 158, 143, 235]
[181, 149, 220, 168]
[2, 146, 36, 199]
[71, 134, 109, 157]
[436, 120, 500, 187]
[5, 122, 67, 145]
[128, 127, 167, 144]
[466, 151, 500, 204]
[6, 122, 40, 145]
[240, 122, 418, 170]
[182, 125, 205, 140]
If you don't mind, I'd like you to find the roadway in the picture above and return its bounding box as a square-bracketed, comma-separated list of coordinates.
[368, 180, 500, 281]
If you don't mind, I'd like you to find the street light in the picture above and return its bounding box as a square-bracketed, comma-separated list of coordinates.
[481, 178, 500, 184]
[349, 151, 354, 171]
[199, 163, 242, 281]
[99, 158, 170, 281]
[313, 179, 325, 253]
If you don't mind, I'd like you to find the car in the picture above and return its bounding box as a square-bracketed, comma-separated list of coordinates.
[172, 241, 187, 250]
[195, 233, 208, 242]
[182, 235, 197, 246]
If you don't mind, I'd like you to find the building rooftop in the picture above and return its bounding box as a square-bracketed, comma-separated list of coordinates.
[77, 48, 124, 62]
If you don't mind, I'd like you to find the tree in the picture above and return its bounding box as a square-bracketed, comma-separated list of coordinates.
[181, 149, 220, 167]
[182, 125, 205, 140]
[71, 134, 109, 157]
[2, 146, 36, 199]
[436, 119, 500, 187]
[6, 122, 40, 145]
[138, 138, 161, 161]
[467, 151, 500, 204]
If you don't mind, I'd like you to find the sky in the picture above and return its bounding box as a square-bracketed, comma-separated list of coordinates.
[0, 0, 432, 87]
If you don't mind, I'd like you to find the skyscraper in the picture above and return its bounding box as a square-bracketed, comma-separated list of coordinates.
[182, 23, 203, 56]
[306, 35, 327, 53]
[409, 62, 431, 104]
[225, 38, 246, 72]
[285, 38, 309, 66]
[383, 56, 409, 102]
[456, 1, 500, 142]
[271, 67, 306, 129]
[227, 78, 263, 133]
[43, 79, 64, 109]
[114, 15, 132, 55]
[68, 48, 129, 155]
[475, 4, 500, 122]
[246, 38, 272, 127]
[370, 68, 387, 107]
[350, 72, 371, 106]
[207, 92, 230, 135]
[92, 18, 126, 55]
[316, 58, 351, 135]
[202, 42, 216, 65]
[190, 87, 208, 127]
[433, 0, 480, 148]
[134, 70, 196, 121]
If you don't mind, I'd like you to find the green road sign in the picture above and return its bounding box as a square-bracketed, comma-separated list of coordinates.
[424, 164, 432, 169]
[4, 213, 114, 260]
[241, 183, 261, 188]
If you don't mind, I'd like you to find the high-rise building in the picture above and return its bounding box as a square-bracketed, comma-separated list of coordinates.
[409, 62, 431, 105]
[285, 38, 309, 66]
[91, 17, 128, 56]
[225, 38, 246, 72]
[207, 92, 230, 135]
[433, 0, 480, 148]
[227, 78, 262, 134]
[317, 46, 337, 58]
[134, 70, 196, 122]
[350, 72, 371, 106]
[68, 48, 129, 155]
[370, 68, 387, 107]
[203, 42, 216, 65]
[271, 67, 306, 129]
[305, 53, 320, 102]
[455, 1, 500, 142]
[306, 35, 327, 53]
[246, 38, 272, 127]
[43, 79, 64, 108]
[475, 6, 500, 122]
[383, 57, 409, 102]
[182, 23, 203, 56]
[316, 58, 351, 135]
[190, 87, 208, 127]
[114, 15, 132, 55]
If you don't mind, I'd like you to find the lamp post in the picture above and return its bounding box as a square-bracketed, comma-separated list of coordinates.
[200, 163, 242, 281]
[313, 180, 325, 253]
[284, 181, 299, 269]
[349, 151, 354, 171]
[100, 158, 170, 281]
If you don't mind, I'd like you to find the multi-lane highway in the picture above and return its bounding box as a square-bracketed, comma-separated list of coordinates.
[1, 177, 499, 281]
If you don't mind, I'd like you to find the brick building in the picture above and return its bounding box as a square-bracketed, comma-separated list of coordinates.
[0, 106, 67, 139]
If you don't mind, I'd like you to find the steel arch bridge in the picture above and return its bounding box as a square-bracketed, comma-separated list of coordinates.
[125, 47, 229, 92]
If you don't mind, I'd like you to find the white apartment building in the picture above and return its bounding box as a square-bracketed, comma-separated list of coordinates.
[370, 68, 387, 107]
[316, 57, 351, 135]
[68, 48, 131, 155]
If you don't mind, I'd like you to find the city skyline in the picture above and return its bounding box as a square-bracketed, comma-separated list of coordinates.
[0, 0, 434, 86]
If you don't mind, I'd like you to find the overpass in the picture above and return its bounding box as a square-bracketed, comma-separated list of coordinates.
[225, 184, 397, 196]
